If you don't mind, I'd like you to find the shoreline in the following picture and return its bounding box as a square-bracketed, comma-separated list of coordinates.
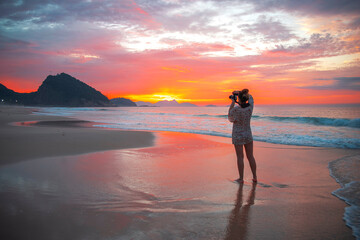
[29, 105, 360, 149]
[329, 155, 360, 239]
[0, 105, 155, 166]
[0, 105, 358, 239]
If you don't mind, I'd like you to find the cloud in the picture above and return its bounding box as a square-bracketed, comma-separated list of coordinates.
[261, 33, 354, 61]
[0, 34, 34, 52]
[152, 1, 220, 33]
[0, 0, 359, 103]
[237, 0, 360, 15]
[299, 77, 360, 90]
[0, 0, 157, 26]
[240, 15, 295, 41]
[161, 66, 190, 73]
[348, 17, 360, 29]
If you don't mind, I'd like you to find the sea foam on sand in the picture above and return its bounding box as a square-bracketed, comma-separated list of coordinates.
[329, 154, 360, 239]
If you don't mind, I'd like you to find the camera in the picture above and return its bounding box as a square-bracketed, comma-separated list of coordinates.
[229, 93, 238, 101]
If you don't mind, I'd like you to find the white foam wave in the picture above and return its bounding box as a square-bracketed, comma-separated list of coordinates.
[329, 155, 360, 239]
[265, 116, 360, 128]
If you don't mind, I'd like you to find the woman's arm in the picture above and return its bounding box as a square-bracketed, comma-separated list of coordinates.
[228, 98, 236, 122]
[249, 94, 254, 110]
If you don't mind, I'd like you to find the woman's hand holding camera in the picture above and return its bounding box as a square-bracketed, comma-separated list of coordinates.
[230, 89, 250, 103]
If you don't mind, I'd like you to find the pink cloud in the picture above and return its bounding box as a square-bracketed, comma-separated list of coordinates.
[1, 0, 359, 104]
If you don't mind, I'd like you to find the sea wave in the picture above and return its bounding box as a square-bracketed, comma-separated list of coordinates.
[33, 107, 360, 149]
[35, 108, 360, 129]
[94, 124, 360, 149]
[193, 114, 261, 119]
[329, 155, 360, 239]
[194, 114, 228, 118]
[265, 116, 360, 128]
[197, 114, 360, 128]
[254, 134, 360, 149]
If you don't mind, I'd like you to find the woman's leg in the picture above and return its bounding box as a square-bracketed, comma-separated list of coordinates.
[234, 144, 244, 181]
[244, 141, 257, 181]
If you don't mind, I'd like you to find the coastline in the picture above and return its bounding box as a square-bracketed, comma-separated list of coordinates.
[0, 105, 155, 166]
[0, 105, 358, 239]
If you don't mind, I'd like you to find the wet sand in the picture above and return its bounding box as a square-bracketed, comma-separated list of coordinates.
[0, 105, 154, 165]
[0, 105, 357, 239]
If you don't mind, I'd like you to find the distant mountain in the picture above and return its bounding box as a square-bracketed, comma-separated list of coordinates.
[154, 100, 197, 107]
[154, 100, 180, 107]
[110, 97, 137, 107]
[0, 73, 110, 107]
[135, 100, 197, 107]
[205, 104, 217, 107]
[136, 101, 155, 107]
[179, 102, 197, 107]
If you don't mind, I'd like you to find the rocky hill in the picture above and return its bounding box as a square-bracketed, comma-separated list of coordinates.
[0, 83, 22, 104]
[0, 73, 110, 107]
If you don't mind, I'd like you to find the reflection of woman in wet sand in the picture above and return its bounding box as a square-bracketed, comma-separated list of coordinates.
[224, 183, 257, 240]
[228, 89, 257, 183]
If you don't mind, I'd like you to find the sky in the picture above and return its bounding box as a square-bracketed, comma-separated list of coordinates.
[0, 0, 360, 105]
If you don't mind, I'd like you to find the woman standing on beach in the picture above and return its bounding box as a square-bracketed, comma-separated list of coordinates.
[228, 89, 257, 183]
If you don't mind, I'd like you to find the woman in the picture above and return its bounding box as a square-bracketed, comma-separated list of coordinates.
[228, 89, 257, 184]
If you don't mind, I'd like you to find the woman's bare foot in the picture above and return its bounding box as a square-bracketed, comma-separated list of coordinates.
[235, 178, 244, 184]
[252, 178, 257, 183]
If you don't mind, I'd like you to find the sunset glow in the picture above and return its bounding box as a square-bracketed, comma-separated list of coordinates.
[1, 0, 359, 105]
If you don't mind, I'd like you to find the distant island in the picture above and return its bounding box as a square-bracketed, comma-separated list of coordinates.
[110, 97, 137, 107]
[136, 99, 197, 107]
[0, 73, 199, 107]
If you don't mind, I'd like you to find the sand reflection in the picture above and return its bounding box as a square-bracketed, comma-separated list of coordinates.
[225, 183, 257, 240]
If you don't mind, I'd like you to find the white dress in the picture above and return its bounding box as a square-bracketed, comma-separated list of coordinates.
[228, 95, 254, 145]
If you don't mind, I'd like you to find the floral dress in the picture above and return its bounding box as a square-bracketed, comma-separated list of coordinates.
[228, 95, 254, 145]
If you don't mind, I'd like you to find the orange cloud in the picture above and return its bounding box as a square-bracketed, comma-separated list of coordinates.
[1, 1, 360, 106]
[161, 66, 190, 73]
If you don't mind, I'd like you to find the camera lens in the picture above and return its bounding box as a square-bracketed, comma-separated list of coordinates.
[229, 95, 237, 100]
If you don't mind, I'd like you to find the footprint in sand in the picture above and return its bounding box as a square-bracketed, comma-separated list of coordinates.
[272, 183, 290, 188]
[257, 182, 272, 188]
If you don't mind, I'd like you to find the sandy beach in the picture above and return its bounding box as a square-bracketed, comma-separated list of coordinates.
[0, 105, 358, 239]
[0, 105, 154, 166]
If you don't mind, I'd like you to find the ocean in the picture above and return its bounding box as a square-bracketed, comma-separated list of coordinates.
[34, 104, 360, 149]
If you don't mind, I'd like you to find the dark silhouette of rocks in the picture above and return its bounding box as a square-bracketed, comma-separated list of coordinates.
[33, 73, 110, 106]
[0, 73, 198, 107]
[110, 97, 137, 107]
[0, 73, 110, 107]
[0, 83, 21, 104]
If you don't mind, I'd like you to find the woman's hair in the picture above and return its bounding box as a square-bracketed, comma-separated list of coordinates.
[240, 89, 249, 103]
